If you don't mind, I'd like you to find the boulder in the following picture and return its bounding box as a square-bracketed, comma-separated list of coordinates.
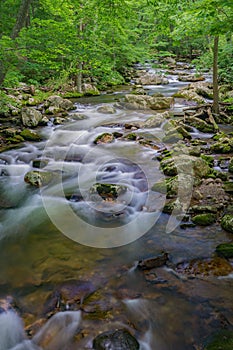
[94, 133, 115, 144]
[192, 213, 216, 226]
[211, 137, 233, 153]
[89, 183, 127, 201]
[142, 111, 170, 128]
[24, 170, 54, 187]
[82, 83, 100, 95]
[160, 154, 211, 178]
[97, 105, 116, 114]
[135, 72, 169, 85]
[173, 89, 205, 104]
[93, 329, 139, 350]
[221, 214, 233, 233]
[124, 94, 173, 110]
[186, 116, 215, 133]
[45, 95, 74, 111]
[20, 129, 41, 141]
[216, 243, 233, 259]
[178, 74, 205, 82]
[21, 107, 43, 127]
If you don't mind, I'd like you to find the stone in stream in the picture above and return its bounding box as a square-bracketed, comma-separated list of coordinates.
[89, 183, 127, 202]
[94, 133, 115, 144]
[221, 214, 233, 233]
[43, 280, 96, 315]
[93, 329, 139, 350]
[192, 213, 216, 226]
[137, 251, 169, 270]
[97, 105, 116, 114]
[20, 129, 41, 141]
[216, 243, 233, 259]
[178, 74, 205, 82]
[124, 94, 173, 110]
[44, 95, 74, 111]
[24, 170, 54, 187]
[176, 256, 233, 277]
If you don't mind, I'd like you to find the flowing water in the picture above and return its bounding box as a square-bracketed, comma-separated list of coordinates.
[0, 67, 232, 349]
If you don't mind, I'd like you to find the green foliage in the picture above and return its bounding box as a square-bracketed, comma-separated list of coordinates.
[0, 91, 19, 115]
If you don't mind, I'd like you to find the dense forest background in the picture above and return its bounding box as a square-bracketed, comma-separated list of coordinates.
[0, 0, 233, 90]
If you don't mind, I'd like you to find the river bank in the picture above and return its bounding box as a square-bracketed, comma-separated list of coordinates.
[0, 60, 233, 349]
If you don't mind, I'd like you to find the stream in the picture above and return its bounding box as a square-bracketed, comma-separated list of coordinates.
[0, 65, 232, 349]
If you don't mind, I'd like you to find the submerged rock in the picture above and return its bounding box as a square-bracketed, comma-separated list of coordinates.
[137, 252, 168, 270]
[93, 329, 139, 350]
[176, 256, 233, 277]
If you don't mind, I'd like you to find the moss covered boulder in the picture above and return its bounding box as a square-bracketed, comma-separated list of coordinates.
[20, 129, 41, 141]
[160, 154, 210, 178]
[24, 170, 54, 187]
[89, 183, 127, 201]
[21, 107, 43, 127]
[192, 213, 216, 226]
[210, 137, 233, 153]
[216, 243, 233, 259]
[94, 133, 114, 144]
[221, 214, 233, 233]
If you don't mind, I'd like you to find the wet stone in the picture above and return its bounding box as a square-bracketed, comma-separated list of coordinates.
[93, 329, 140, 350]
[137, 251, 169, 270]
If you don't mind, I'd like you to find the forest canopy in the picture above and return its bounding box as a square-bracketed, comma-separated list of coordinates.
[0, 0, 232, 89]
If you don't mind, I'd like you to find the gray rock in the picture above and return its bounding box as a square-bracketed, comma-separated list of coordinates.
[124, 94, 173, 110]
[21, 108, 43, 127]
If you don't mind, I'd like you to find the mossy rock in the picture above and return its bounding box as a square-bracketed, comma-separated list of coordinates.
[210, 137, 233, 154]
[152, 176, 178, 197]
[124, 133, 137, 141]
[192, 213, 216, 226]
[200, 154, 214, 167]
[6, 135, 24, 144]
[216, 243, 233, 258]
[94, 133, 114, 144]
[204, 330, 233, 350]
[24, 170, 54, 187]
[89, 183, 127, 201]
[221, 214, 233, 233]
[20, 129, 41, 141]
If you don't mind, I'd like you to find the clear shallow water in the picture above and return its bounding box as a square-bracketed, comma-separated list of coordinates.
[0, 71, 232, 349]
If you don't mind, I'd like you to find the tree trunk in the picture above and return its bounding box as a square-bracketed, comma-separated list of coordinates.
[11, 0, 32, 39]
[212, 35, 219, 115]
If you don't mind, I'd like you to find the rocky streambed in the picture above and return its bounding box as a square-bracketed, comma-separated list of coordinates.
[0, 61, 233, 349]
